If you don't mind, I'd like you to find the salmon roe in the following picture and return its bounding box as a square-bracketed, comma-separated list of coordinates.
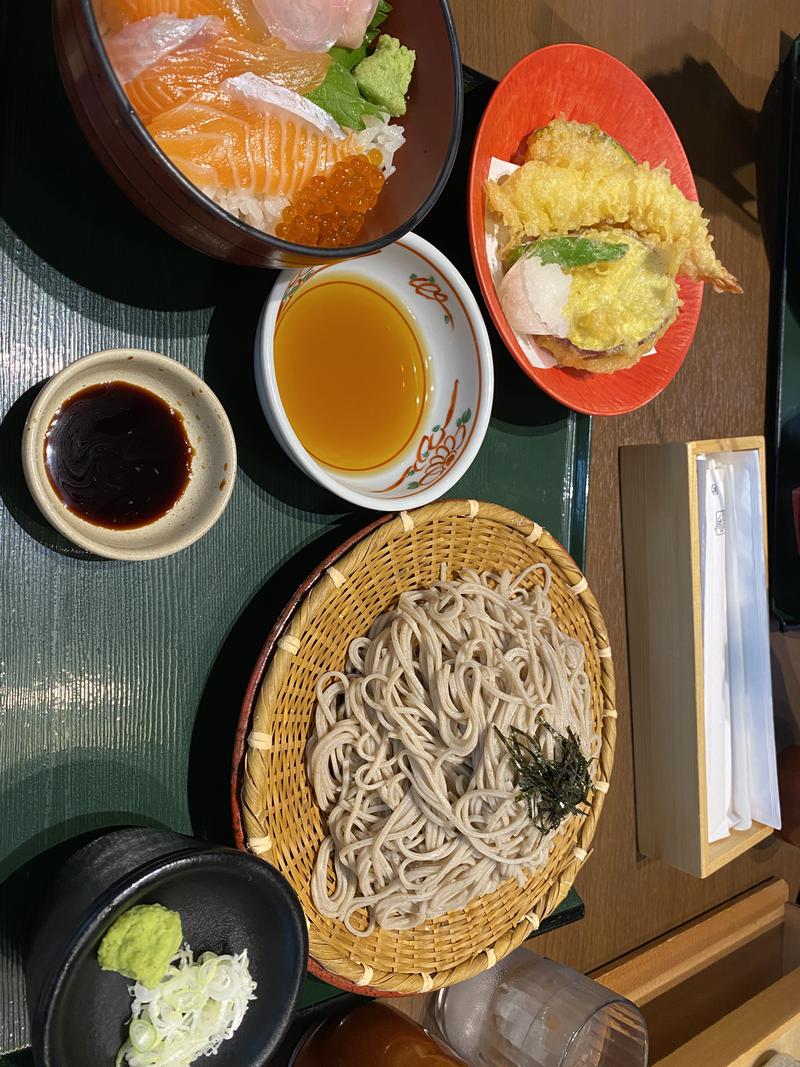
[275, 150, 385, 248]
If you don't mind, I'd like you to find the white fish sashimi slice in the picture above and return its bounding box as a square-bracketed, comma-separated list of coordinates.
[222, 73, 348, 140]
[498, 254, 571, 338]
[251, 0, 350, 52]
[336, 0, 379, 48]
[104, 15, 226, 85]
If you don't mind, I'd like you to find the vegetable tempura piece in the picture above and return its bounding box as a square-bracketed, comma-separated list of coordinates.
[525, 117, 635, 168]
[499, 230, 681, 374]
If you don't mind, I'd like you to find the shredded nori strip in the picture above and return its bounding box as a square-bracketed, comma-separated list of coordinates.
[494, 719, 593, 835]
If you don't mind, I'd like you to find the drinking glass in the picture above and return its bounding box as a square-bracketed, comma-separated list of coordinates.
[428, 948, 648, 1067]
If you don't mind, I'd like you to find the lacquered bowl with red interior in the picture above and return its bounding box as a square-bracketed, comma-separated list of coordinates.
[53, 0, 463, 268]
[467, 44, 703, 416]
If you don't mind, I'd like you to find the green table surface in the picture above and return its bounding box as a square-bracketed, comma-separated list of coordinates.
[0, 8, 590, 1058]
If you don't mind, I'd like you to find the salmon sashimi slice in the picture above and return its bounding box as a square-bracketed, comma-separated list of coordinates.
[95, 0, 268, 41]
[121, 25, 331, 123]
[147, 77, 359, 200]
[105, 15, 225, 84]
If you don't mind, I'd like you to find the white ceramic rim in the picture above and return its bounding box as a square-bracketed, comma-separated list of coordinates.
[255, 232, 495, 512]
[21, 348, 238, 561]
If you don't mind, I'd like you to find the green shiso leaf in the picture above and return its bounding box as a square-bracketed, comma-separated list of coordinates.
[305, 2, 393, 129]
[305, 62, 384, 131]
[506, 236, 628, 270]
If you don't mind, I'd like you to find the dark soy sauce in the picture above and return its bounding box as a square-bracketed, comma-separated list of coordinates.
[44, 381, 194, 529]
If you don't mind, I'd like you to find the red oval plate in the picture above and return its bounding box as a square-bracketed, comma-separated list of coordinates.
[467, 44, 703, 417]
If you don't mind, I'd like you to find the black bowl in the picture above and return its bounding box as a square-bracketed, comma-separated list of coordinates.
[52, 0, 464, 268]
[26, 828, 308, 1067]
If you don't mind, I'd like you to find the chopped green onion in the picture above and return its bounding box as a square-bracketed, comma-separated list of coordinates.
[115, 945, 256, 1066]
[129, 1020, 157, 1053]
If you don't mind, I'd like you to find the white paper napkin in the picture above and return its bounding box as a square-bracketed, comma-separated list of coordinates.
[698, 455, 733, 842]
[697, 450, 781, 842]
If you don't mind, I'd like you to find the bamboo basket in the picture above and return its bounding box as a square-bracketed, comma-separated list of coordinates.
[239, 500, 616, 994]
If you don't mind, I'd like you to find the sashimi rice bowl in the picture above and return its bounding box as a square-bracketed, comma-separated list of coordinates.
[86, 0, 446, 251]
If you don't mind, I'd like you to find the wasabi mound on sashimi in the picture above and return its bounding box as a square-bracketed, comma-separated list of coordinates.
[354, 35, 415, 117]
[97, 903, 182, 989]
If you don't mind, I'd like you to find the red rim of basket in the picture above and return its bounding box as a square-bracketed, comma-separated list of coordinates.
[231, 513, 402, 998]
[467, 43, 704, 417]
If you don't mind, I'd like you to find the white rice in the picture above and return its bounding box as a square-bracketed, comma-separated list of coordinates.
[200, 186, 290, 234]
[354, 113, 406, 178]
[200, 114, 405, 235]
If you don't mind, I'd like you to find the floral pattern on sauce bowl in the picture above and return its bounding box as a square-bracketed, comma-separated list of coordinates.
[255, 232, 494, 512]
[408, 272, 455, 331]
[381, 379, 471, 493]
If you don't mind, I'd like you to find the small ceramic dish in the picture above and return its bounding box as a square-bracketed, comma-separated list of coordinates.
[254, 232, 494, 511]
[22, 349, 236, 560]
[26, 828, 308, 1067]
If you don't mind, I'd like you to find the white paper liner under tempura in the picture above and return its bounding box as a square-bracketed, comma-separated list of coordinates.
[485, 158, 556, 369]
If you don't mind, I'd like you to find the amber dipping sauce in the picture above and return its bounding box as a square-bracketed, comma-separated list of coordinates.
[292, 1003, 467, 1067]
[44, 381, 193, 530]
[274, 278, 427, 472]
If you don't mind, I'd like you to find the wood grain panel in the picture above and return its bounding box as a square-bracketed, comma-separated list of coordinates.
[592, 879, 789, 1006]
[658, 966, 800, 1066]
[447, 0, 800, 974]
[643, 927, 786, 1061]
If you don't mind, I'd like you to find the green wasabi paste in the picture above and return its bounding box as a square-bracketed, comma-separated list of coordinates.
[97, 903, 182, 990]
[354, 35, 416, 117]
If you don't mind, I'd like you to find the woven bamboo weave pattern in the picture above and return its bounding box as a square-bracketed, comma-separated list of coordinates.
[241, 500, 615, 993]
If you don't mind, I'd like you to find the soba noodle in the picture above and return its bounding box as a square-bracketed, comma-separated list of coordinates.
[306, 565, 597, 935]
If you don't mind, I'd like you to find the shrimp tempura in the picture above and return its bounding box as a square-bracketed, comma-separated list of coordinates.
[487, 119, 740, 294]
